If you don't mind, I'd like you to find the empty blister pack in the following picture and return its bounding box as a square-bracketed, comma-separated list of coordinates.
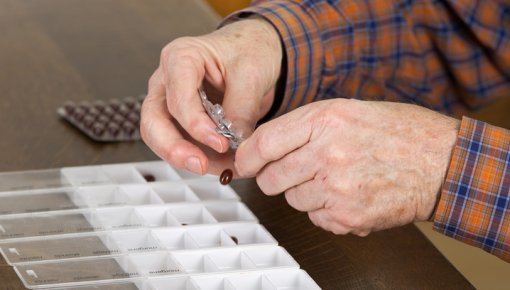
[0, 161, 320, 289]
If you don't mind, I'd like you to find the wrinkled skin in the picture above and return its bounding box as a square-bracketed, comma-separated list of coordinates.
[141, 18, 460, 236]
[141, 17, 282, 175]
[235, 99, 459, 236]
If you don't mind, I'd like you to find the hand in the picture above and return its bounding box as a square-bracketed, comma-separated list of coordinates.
[141, 17, 282, 175]
[235, 99, 460, 236]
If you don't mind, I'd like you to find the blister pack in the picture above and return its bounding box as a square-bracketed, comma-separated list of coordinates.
[57, 96, 144, 142]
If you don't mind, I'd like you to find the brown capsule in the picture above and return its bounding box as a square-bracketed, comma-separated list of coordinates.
[143, 174, 156, 182]
[220, 169, 233, 185]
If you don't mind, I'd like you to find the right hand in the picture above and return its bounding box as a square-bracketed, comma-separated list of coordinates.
[140, 17, 282, 176]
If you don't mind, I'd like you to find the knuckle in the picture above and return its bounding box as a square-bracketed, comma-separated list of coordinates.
[186, 117, 204, 138]
[325, 180, 346, 197]
[160, 37, 201, 67]
[160, 144, 182, 166]
[256, 169, 279, 195]
[308, 211, 329, 230]
[253, 129, 273, 161]
[340, 214, 364, 229]
[308, 212, 321, 227]
[139, 115, 154, 144]
[148, 71, 159, 88]
[234, 151, 248, 176]
[284, 190, 300, 211]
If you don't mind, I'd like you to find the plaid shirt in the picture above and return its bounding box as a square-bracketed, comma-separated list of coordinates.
[225, 0, 510, 261]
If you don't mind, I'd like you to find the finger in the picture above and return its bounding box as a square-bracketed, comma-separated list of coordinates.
[308, 210, 350, 235]
[256, 145, 319, 195]
[161, 53, 230, 154]
[221, 71, 270, 140]
[284, 179, 327, 212]
[351, 230, 370, 237]
[140, 85, 208, 175]
[235, 106, 313, 177]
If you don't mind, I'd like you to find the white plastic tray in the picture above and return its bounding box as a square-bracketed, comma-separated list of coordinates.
[0, 161, 320, 289]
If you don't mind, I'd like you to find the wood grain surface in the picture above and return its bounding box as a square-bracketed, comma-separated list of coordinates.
[0, 0, 474, 289]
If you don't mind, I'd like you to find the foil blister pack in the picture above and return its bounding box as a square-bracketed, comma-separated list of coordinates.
[0, 161, 320, 289]
[57, 96, 145, 142]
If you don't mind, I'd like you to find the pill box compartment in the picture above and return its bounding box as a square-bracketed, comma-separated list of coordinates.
[118, 185, 164, 206]
[129, 252, 184, 276]
[135, 207, 181, 228]
[151, 228, 199, 251]
[131, 162, 182, 183]
[166, 204, 218, 226]
[94, 208, 144, 230]
[61, 167, 111, 186]
[185, 180, 239, 201]
[204, 202, 257, 223]
[76, 186, 130, 208]
[149, 183, 200, 203]
[221, 224, 277, 245]
[110, 230, 162, 253]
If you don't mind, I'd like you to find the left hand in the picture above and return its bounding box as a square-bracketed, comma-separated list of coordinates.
[235, 99, 460, 236]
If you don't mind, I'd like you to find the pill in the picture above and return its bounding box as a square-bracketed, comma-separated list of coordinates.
[220, 169, 233, 185]
[107, 123, 120, 136]
[91, 123, 105, 137]
[143, 174, 156, 182]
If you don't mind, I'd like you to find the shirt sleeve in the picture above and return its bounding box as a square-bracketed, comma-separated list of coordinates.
[222, 0, 510, 118]
[433, 117, 510, 262]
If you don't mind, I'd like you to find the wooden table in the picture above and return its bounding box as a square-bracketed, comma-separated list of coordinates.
[0, 0, 474, 289]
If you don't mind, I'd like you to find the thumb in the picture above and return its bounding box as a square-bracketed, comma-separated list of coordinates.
[221, 80, 275, 142]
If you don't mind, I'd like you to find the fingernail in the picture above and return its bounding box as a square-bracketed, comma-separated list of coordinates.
[206, 134, 224, 153]
[185, 157, 203, 174]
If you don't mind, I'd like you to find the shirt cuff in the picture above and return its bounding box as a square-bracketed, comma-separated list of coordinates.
[221, 1, 324, 118]
[433, 116, 510, 262]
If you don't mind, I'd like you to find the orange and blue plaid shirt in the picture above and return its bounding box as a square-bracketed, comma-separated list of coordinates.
[225, 0, 510, 261]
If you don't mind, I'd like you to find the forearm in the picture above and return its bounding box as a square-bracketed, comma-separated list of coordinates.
[433, 117, 510, 262]
[223, 0, 510, 118]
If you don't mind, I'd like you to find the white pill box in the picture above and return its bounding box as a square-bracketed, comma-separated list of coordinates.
[0, 161, 320, 289]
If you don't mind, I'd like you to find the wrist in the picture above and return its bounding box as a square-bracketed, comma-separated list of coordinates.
[419, 116, 461, 221]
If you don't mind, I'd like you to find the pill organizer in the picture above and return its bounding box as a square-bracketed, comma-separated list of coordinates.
[0, 161, 320, 289]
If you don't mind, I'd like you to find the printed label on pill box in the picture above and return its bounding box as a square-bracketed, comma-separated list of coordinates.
[16, 257, 141, 286]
